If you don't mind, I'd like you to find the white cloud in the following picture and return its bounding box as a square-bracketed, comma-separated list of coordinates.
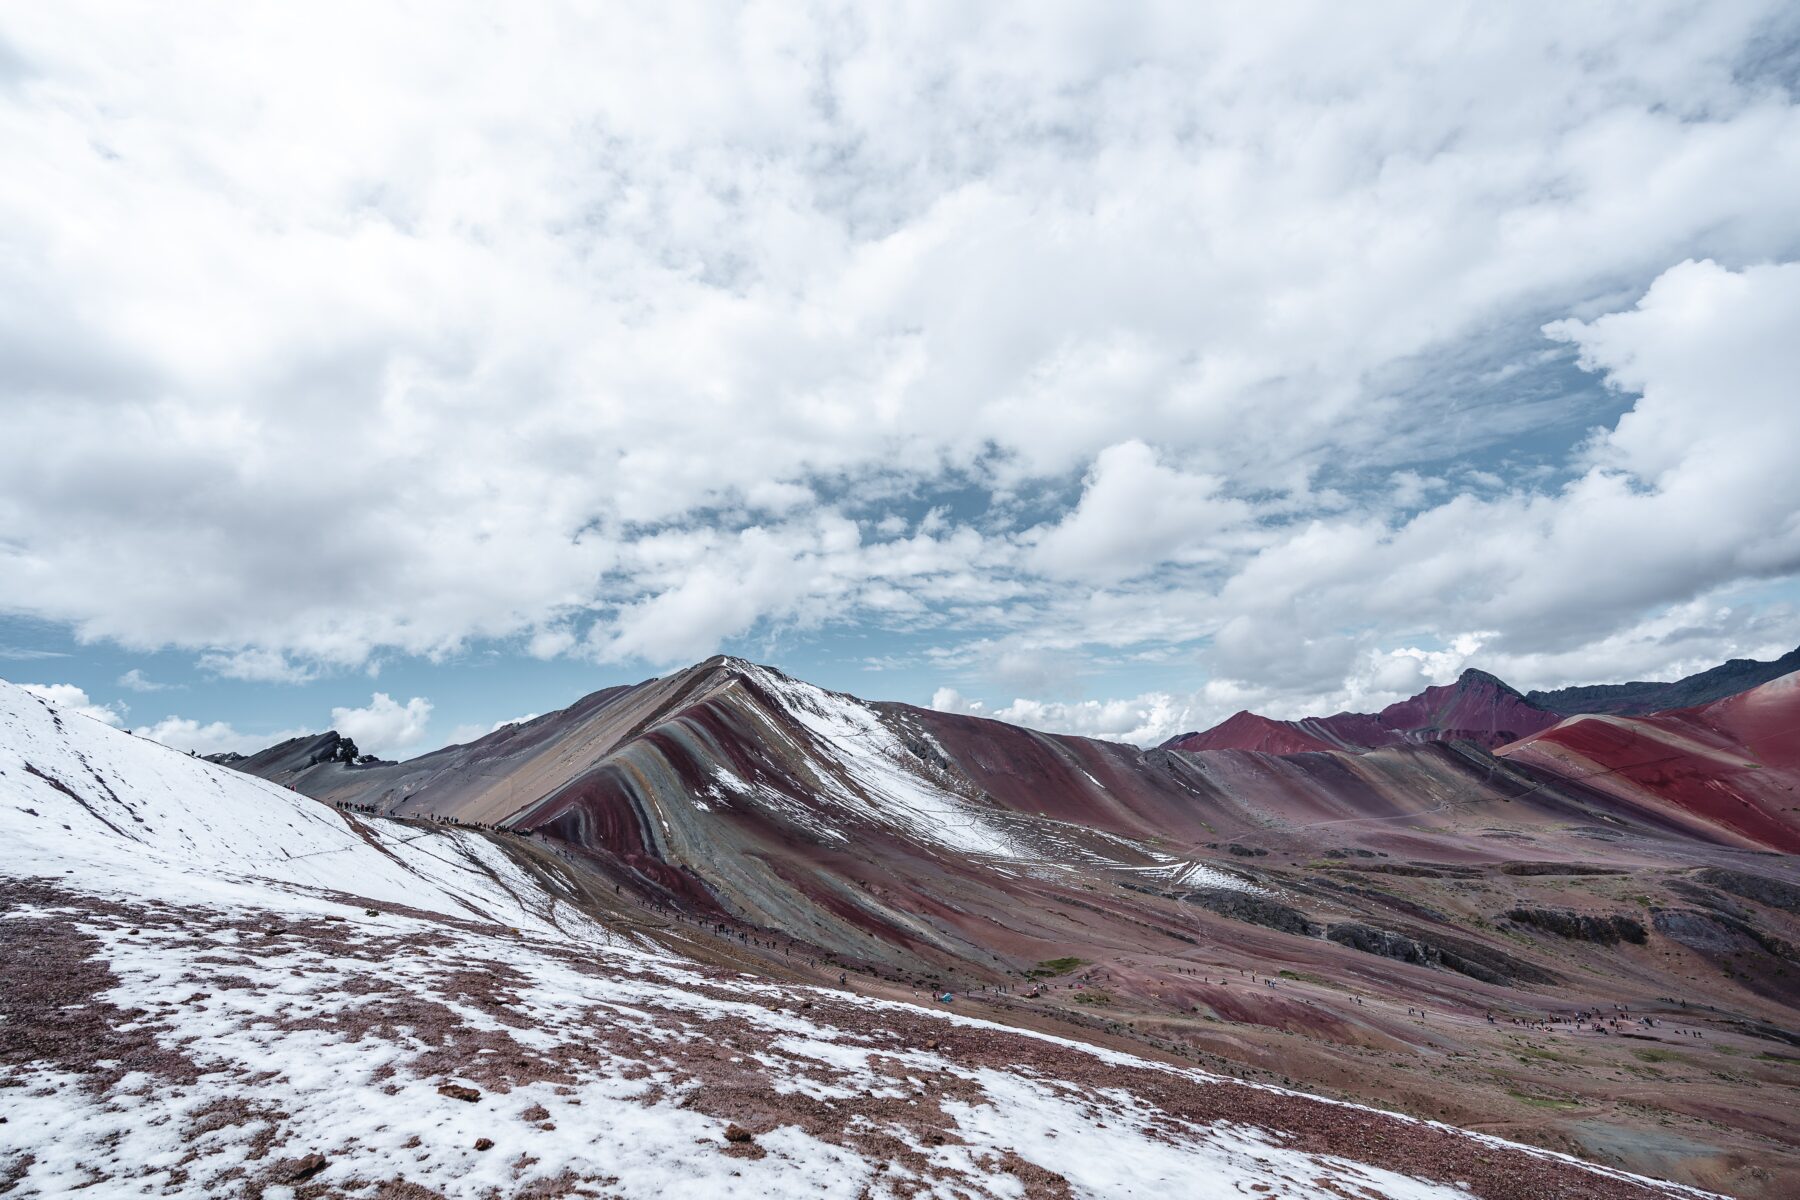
[1029, 441, 1250, 580]
[117, 667, 171, 692]
[526, 628, 577, 660]
[131, 715, 291, 757]
[19, 682, 125, 727]
[932, 684, 1200, 747]
[329, 692, 433, 758]
[197, 649, 318, 684]
[0, 647, 67, 661]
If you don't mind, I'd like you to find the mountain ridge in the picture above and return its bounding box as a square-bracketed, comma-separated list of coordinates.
[1526, 644, 1800, 716]
[1163, 647, 1800, 755]
[1165, 667, 1563, 754]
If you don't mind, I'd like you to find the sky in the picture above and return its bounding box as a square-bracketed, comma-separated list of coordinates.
[3, 2, 1799, 759]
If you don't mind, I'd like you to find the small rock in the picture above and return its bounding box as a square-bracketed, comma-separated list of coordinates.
[438, 1083, 481, 1102]
[284, 1153, 328, 1182]
[474, 1137, 494, 1152]
[724, 1123, 754, 1144]
[364, 908, 380, 917]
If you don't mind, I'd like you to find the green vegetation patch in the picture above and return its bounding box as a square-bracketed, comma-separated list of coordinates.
[1507, 1090, 1581, 1111]
[1631, 1048, 1685, 1064]
[1026, 956, 1083, 978]
[1511, 1045, 1571, 1063]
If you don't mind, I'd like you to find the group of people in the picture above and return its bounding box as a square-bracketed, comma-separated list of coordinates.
[326, 798, 534, 839]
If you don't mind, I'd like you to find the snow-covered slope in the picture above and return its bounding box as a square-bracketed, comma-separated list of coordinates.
[722, 661, 1027, 858]
[0, 681, 599, 938]
[0, 680, 1716, 1198]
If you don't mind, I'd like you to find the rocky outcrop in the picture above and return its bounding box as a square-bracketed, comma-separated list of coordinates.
[309, 734, 361, 766]
[1502, 908, 1647, 945]
[1497, 862, 1624, 877]
[1691, 867, 1800, 915]
[1652, 909, 1798, 962]
[1179, 887, 1317, 936]
[1325, 922, 1556, 985]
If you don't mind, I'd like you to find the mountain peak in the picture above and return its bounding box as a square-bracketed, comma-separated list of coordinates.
[1163, 709, 1340, 755]
[1453, 667, 1524, 696]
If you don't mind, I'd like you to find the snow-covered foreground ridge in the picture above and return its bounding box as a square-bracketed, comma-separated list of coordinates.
[0, 681, 1715, 1199]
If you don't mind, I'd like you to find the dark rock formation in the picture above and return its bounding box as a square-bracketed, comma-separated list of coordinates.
[1326, 922, 1556, 985]
[1502, 908, 1647, 945]
[1178, 888, 1317, 936]
[1691, 867, 1800, 915]
[1652, 909, 1798, 962]
[1497, 862, 1624, 877]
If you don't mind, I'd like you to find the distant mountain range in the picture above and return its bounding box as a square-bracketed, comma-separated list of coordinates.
[1162, 644, 1800, 755]
[1526, 644, 1800, 715]
[1163, 669, 1560, 754]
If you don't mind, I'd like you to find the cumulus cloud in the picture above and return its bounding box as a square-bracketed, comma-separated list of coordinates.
[933, 685, 1201, 747]
[197, 649, 319, 685]
[131, 715, 288, 757]
[19, 682, 125, 727]
[0, 3, 1796, 714]
[129, 691, 445, 758]
[329, 693, 433, 758]
[1029, 441, 1250, 580]
[117, 668, 171, 692]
